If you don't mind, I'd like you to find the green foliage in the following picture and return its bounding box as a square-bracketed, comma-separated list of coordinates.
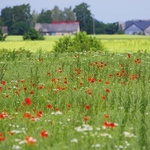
[0, 29, 7, 41]
[1, 4, 32, 35]
[37, 9, 52, 23]
[73, 3, 93, 34]
[23, 28, 44, 40]
[53, 32, 104, 53]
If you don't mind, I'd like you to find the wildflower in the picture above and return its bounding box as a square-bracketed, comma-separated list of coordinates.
[88, 77, 96, 83]
[101, 95, 106, 100]
[1, 80, 6, 85]
[40, 130, 48, 138]
[67, 104, 71, 109]
[23, 112, 32, 119]
[0, 132, 5, 141]
[0, 87, 2, 91]
[38, 85, 44, 89]
[128, 53, 131, 58]
[85, 104, 90, 110]
[84, 116, 89, 122]
[103, 122, 115, 128]
[134, 58, 141, 64]
[25, 136, 36, 144]
[36, 111, 42, 118]
[70, 138, 78, 143]
[123, 131, 135, 138]
[30, 91, 34, 95]
[104, 114, 109, 119]
[105, 89, 110, 93]
[22, 98, 32, 106]
[47, 104, 53, 109]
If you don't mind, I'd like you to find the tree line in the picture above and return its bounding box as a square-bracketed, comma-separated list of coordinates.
[0, 2, 120, 35]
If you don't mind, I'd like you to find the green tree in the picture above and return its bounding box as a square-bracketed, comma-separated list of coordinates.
[37, 9, 52, 23]
[1, 4, 32, 35]
[51, 6, 62, 21]
[105, 22, 119, 34]
[63, 7, 76, 20]
[73, 3, 93, 34]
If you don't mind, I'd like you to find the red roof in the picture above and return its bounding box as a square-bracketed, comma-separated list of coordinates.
[52, 21, 79, 24]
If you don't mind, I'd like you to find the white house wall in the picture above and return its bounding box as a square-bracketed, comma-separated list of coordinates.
[125, 24, 143, 35]
[144, 25, 150, 35]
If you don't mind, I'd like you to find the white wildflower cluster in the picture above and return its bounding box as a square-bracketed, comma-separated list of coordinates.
[51, 111, 62, 115]
[75, 124, 93, 132]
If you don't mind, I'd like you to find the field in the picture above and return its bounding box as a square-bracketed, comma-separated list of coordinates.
[0, 35, 150, 53]
[0, 35, 150, 150]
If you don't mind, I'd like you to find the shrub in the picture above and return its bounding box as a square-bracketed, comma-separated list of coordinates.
[53, 32, 104, 53]
[0, 29, 7, 41]
[23, 28, 44, 40]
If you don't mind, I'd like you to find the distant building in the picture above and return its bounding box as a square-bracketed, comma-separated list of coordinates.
[35, 21, 80, 35]
[0, 26, 8, 35]
[121, 20, 150, 35]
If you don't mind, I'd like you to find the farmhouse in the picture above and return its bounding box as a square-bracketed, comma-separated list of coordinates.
[0, 26, 8, 35]
[123, 20, 150, 35]
[35, 21, 80, 35]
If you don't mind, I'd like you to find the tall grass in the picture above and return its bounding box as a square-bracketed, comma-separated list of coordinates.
[0, 49, 149, 150]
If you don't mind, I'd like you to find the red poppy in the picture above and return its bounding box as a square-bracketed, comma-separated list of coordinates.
[134, 58, 141, 64]
[0, 87, 2, 91]
[23, 98, 32, 106]
[101, 95, 106, 100]
[67, 104, 71, 109]
[88, 77, 96, 83]
[103, 122, 115, 128]
[38, 85, 44, 89]
[36, 111, 42, 118]
[23, 112, 32, 119]
[84, 116, 89, 121]
[85, 104, 90, 110]
[128, 53, 131, 58]
[47, 104, 53, 109]
[105, 89, 110, 93]
[40, 130, 48, 138]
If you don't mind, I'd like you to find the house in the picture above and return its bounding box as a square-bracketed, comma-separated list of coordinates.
[123, 20, 150, 35]
[0, 26, 8, 35]
[35, 21, 80, 35]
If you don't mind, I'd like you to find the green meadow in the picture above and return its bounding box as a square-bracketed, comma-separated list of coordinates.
[0, 35, 150, 150]
[1, 35, 150, 53]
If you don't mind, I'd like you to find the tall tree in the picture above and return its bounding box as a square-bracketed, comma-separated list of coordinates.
[51, 6, 62, 21]
[1, 4, 32, 35]
[73, 3, 93, 34]
[63, 7, 76, 21]
[37, 9, 52, 23]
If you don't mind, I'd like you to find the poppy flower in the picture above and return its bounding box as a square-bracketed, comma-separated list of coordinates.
[23, 98, 32, 106]
[47, 104, 53, 109]
[25, 136, 36, 144]
[85, 104, 90, 110]
[105, 89, 110, 93]
[67, 104, 71, 109]
[88, 77, 96, 83]
[84, 116, 89, 121]
[40, 130, 48, 138]
[36, 111, 42, 118]
[103, 122, 115, 128]
[101, 95, 106, 100]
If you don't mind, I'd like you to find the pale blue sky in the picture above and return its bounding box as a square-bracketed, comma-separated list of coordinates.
[0, 0, 150, 23]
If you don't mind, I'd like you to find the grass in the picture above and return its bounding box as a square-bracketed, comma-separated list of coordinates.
[0, 35, 150, 53]
[0, 49, 150, 150]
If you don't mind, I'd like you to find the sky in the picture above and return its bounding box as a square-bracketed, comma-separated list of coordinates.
[0, 0, 150, 23]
